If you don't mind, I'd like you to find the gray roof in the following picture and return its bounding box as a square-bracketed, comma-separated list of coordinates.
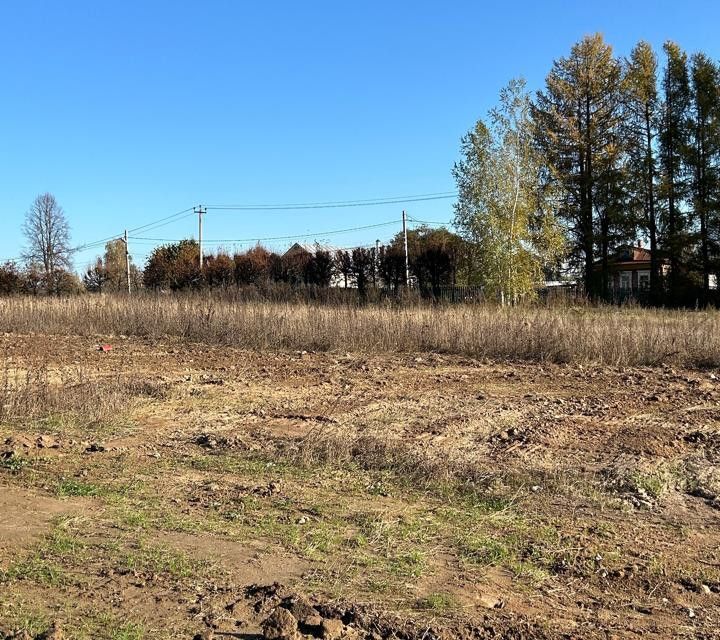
[282, 242, 338, 257]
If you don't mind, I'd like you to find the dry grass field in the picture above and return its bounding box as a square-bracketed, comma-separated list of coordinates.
[2, 295, 720, 367]
[1, 298, 719, 639]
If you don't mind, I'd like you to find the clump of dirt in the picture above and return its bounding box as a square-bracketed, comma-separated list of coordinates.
[685, 430, 720, 463]
[3, 434, 61, 453]
[186, 479, 286, 513]
[194, 432, 251, 450]
[1, 620, 63, 640]
[208, 583, 556, 640]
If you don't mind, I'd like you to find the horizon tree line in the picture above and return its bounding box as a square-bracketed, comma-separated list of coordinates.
[136, 225, 470, 297]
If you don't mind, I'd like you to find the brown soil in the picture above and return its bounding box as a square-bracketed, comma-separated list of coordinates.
[0, 487, 86, 563]
[1, 333, 719, 639]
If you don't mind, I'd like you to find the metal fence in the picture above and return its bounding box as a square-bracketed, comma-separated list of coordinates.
[418, 285, 485, 303]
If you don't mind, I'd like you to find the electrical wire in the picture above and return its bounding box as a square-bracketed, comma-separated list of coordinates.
[407, 216, 454, 226]
[130, 220, 399, 244]
[3, 236, 123, 265]
[127, 207, 196, 234]
[1, 189, 457, 264]
[1, 207, 194, 263]
[205, 192, 457, 211]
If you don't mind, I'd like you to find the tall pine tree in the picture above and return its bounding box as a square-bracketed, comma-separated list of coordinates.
[533, 34, 625, 298]
[688, 53, 720, 301]
[659, 42, 691, 302]
[624, 41, 661, 302]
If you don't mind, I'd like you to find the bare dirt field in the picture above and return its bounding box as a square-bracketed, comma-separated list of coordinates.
[1, 332, 719, 639]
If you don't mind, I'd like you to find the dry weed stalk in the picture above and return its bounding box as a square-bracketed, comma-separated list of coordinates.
[0, 356, 157, 428]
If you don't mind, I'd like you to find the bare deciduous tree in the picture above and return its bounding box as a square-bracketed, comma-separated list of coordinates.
[22, 193, 72, 294]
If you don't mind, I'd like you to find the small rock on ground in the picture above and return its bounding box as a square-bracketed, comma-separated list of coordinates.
[39, 622, 63, 640]
[263, 607, 298, 640]
[321, 618, 344, 640]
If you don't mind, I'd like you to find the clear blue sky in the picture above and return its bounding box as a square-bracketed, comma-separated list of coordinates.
[1, 1, 719, 270]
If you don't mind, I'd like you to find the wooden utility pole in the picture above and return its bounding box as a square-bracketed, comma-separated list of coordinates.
[402, 210, 410, 287]
[373, 238, 380, 288]
[123, 230, 131, 294]
[195, 205, 206, 269]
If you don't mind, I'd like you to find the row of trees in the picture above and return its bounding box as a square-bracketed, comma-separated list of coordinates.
[0, 192, 471, 299]
[139, 226, 470, 296]
[454, 35, 720, 304]
[0, 259, 84, 296]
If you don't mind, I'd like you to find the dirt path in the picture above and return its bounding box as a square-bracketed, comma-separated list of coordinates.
[0, 487, 86, 563]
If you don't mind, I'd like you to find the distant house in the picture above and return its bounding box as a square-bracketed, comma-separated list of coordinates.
[282, 242, 333, 260]
[592, 243, 720, 301]
[282, 242, 348, 288]
[595, 244, 668, 293]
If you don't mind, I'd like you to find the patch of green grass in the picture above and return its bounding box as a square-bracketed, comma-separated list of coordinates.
[365, 576, 393, 593]
[630, 471, 668, 499]
[588, 520, 618, 539]
[113, 506, 150, 530]
[110, 622, 146, 640]
[0, 601, 51, 638]
[158, 510, 221, 534]
[31, 407, 135, 440]
[456, 528, 563, 584]
[0, 598, 152, 640]
[0, 553, 68, 586]
[182, 451, 310, 480]
[0, 519, 89, 588]
[457, 535, 512, 566]
[434, 495, 519, 536]
[106, 491, 234, 538]
[56, 479, 102, 497]
[450, 487, 515, 514]
[0, 452, 30, 472]
[301, 522, 342, 558]
[188, 455, 221, 472]
[64, 609, 150, 640]
[508, 559, 551, 584]
[389, 549, 427, 577]
[117, 540, 210, 579]
[37, 414, 71, 430]
[349, 512, 438, 548]
[44, 527, 87, 561]
[416, 592, 458, 613]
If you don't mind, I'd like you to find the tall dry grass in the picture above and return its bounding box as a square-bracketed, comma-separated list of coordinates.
[0, 295, 718, 367]
[0, 358, 165, 429]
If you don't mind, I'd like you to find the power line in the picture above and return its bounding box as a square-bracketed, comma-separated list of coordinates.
[130, 220, 399, 244]
[205, 192, 457, 211]
[71, 209, 198, 258]
[407, 216, 454, 226]
[127, 207, 196, 234]
[126, 211, 198, 236]
[6, 237, 122, 265]
[74, 236, 123, 251]
[1, 189, 458, 264]
[1, 206, 197, 264]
